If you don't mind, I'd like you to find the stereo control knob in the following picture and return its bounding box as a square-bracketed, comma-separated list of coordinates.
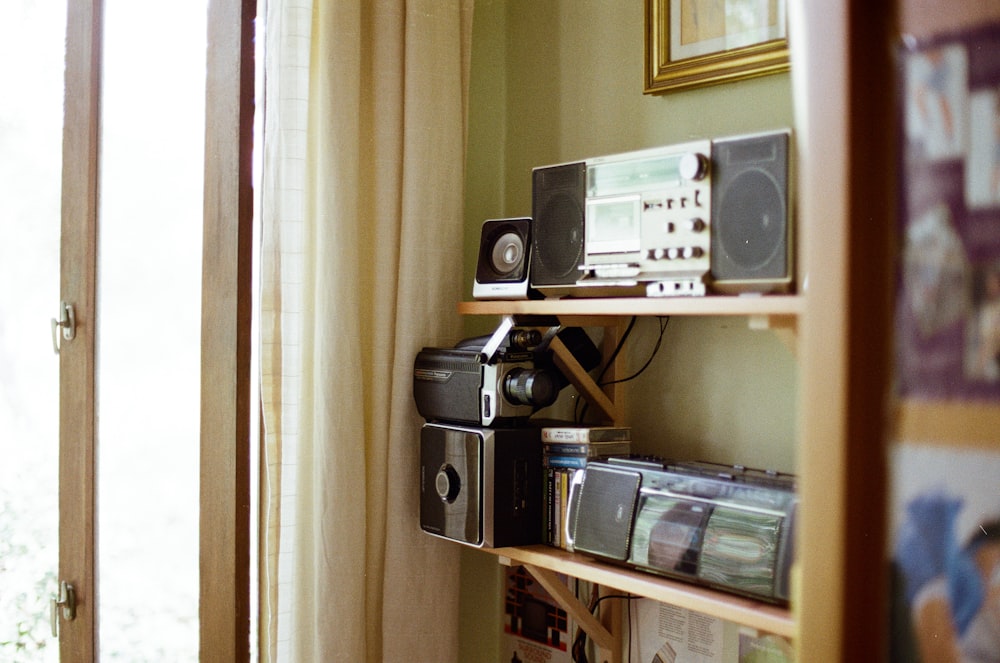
[435, 464, 461, 503]
[685, 218, 706, 233]
[666, 247, 681, 260]
[679, 152, 708, 181]
[682, 246, 704, 259]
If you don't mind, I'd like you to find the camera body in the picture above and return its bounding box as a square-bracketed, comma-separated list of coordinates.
[413, 321, 562, 427]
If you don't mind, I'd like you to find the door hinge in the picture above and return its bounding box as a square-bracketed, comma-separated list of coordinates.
[51, 301, 76, 354]
[50, 580, 77, 637]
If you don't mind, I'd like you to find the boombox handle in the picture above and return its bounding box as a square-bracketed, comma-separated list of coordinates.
[477, 315, 516, 363]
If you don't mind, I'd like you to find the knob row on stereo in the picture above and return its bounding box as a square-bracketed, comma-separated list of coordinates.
[666, 218, 706, 233]
[648, 246, 704, 260]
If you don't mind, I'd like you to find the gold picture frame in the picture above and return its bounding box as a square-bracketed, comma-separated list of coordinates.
[644, 0, 790, 94]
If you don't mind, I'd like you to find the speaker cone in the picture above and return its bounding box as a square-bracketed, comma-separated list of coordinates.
[490, 231, 525, 276]
[717, 169, 785, 271]
[476, 218, 530, 284]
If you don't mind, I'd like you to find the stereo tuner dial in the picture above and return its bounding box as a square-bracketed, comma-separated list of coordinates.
[435, 464, 461, 503]
[679, 152, 708, 182]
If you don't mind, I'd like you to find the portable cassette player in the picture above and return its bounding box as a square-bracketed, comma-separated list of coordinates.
[567, 457, 797, 603]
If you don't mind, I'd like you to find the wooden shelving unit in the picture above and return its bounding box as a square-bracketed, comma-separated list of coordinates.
[459, 295, 801, 663]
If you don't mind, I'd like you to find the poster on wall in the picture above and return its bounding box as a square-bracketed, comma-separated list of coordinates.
[897, 24, 1000, 400]
[629, 599, 793, 663]
[889, 444, 1000, 662]
[501, 566, 573, 663]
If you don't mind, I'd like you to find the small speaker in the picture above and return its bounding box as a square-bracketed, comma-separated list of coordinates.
[473, 217, 532, 300]
[530, 161, 586, 295]
[710, 130, 793, 293]
[419, 423, 542, 548]
[569, 463, 641, 561]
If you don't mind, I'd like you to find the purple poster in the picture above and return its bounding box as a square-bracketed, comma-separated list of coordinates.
[898, 25, 1000, 400]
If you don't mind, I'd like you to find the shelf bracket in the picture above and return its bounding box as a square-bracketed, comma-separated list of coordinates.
[550, 336, 622, 424]
[748, 313, 798, 358]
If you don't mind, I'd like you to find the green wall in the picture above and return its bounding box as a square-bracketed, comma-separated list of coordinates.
[460, 2, 797, 660]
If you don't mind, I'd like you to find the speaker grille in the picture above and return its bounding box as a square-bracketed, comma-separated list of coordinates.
[572, 465, 640, 561]
[531, 162, 586, 287]
[710, 131, 791, 291]
[716, 169, 785, 273]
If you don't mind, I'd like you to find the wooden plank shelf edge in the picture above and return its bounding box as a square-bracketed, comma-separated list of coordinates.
[457, 294, 804, 319]
[485, 544, 796, 639]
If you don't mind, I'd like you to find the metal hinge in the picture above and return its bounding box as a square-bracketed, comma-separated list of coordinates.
[51, 301, 76, 354]
[50, 580, 77, 637]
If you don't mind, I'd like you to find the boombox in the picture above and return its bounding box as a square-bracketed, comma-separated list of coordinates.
[419, 423, 543, 548]
[528, 129, 793, 298]
[566, 457, 797, 603]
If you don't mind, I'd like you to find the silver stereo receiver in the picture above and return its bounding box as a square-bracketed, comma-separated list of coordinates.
[580, 139, 713, 296]
[528, 130, 792, 298]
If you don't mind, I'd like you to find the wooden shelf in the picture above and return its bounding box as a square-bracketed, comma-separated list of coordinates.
[458, 297, 801, 350]
[458, 294, 803, 319]
[481, 544, 796, 639]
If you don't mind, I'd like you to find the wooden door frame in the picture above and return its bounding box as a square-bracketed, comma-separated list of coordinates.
[199, 0, 257, 660]
[59, 0, 256, 659]
[59, 0, 101, 659]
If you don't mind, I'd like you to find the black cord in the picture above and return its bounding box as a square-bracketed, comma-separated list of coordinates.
[594, 317, 638, 386]
[574, 317, 638, 424]
[570, 583, 600, 662]
[570, 592, 640, 663]
[599, 316, 670, 388]
[574, 316, 670, 424]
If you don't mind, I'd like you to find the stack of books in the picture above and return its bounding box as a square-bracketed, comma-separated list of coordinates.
[542, 425, 631, 550]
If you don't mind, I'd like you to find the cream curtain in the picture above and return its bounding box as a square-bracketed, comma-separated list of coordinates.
[259, 1, 474, 661]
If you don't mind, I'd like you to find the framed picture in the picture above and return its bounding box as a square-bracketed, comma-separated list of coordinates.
[644, 0, 790, 94]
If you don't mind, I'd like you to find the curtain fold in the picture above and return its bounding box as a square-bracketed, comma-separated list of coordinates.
[260, 1, 474, 661]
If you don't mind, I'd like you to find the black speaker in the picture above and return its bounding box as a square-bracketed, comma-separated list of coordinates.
[710, 130, 792, 293]
[473, 217, 532, 300]
[569, 463, 641, 561]
[530, 161, 586, 295]
[419, 423, 542, 548]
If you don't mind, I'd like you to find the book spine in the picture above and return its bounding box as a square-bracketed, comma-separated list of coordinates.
[559, 470, 569, 550]
[541, 427, 631, 443]
[543, 455, 589, 469]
